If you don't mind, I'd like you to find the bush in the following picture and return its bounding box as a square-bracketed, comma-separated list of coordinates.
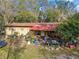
[55, 19, 79, 42]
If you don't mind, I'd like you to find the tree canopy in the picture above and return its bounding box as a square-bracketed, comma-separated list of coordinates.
[55, 13, 79, 41]
[0, 0, 77, 23]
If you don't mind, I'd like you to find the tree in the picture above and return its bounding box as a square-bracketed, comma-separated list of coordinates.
[13, 0, 48, 23]
[13, 0, 39, 23]
[47, 0, 76, 22]
[14, 11, 38, 22]
[47, 8, 60, 22]
[0, 0, 15, 24]
[68, 13, 79, 21]
[0, 0, 76, 23]
[55, 13, 79, 41]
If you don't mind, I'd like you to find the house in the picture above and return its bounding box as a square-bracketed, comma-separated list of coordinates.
[5, 22, 59, 36]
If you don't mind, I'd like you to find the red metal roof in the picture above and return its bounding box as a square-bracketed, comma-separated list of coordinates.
[31, 24, 58, 31]
[5, 22, 60, 31]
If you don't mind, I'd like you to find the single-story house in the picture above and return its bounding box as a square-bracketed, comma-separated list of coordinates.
[5, 22, 59, 36]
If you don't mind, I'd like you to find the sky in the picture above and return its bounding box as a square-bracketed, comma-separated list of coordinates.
[73, 0, 79, 12]
[11, 0, 79, 12]
[66, 0, 79, 11]
[64, 0, 79, 12]
[48, 0, 79, 12]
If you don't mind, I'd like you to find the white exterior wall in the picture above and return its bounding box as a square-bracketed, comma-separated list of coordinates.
[5, 27, 31, 35]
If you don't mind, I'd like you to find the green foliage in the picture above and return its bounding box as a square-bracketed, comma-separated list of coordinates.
[68, 13, 79, 21]
[14, 11, 37, 22]
[55, 18, 79, 40]
[56, 13, 79, 39]
[46, 1, 76, 22]
[18, 0, 26, 10]
[47, 9, 60, 22]
[0, 0, 76, 23]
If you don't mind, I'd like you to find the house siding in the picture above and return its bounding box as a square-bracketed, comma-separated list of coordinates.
[5, 27, 31, 35]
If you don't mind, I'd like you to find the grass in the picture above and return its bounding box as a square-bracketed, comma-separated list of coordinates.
[0, 44, 45, 59]
[0, 46, 8, 59]
[0, 43, 79, 59]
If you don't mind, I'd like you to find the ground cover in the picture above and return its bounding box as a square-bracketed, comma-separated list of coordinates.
[0, 43, 79, 59]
